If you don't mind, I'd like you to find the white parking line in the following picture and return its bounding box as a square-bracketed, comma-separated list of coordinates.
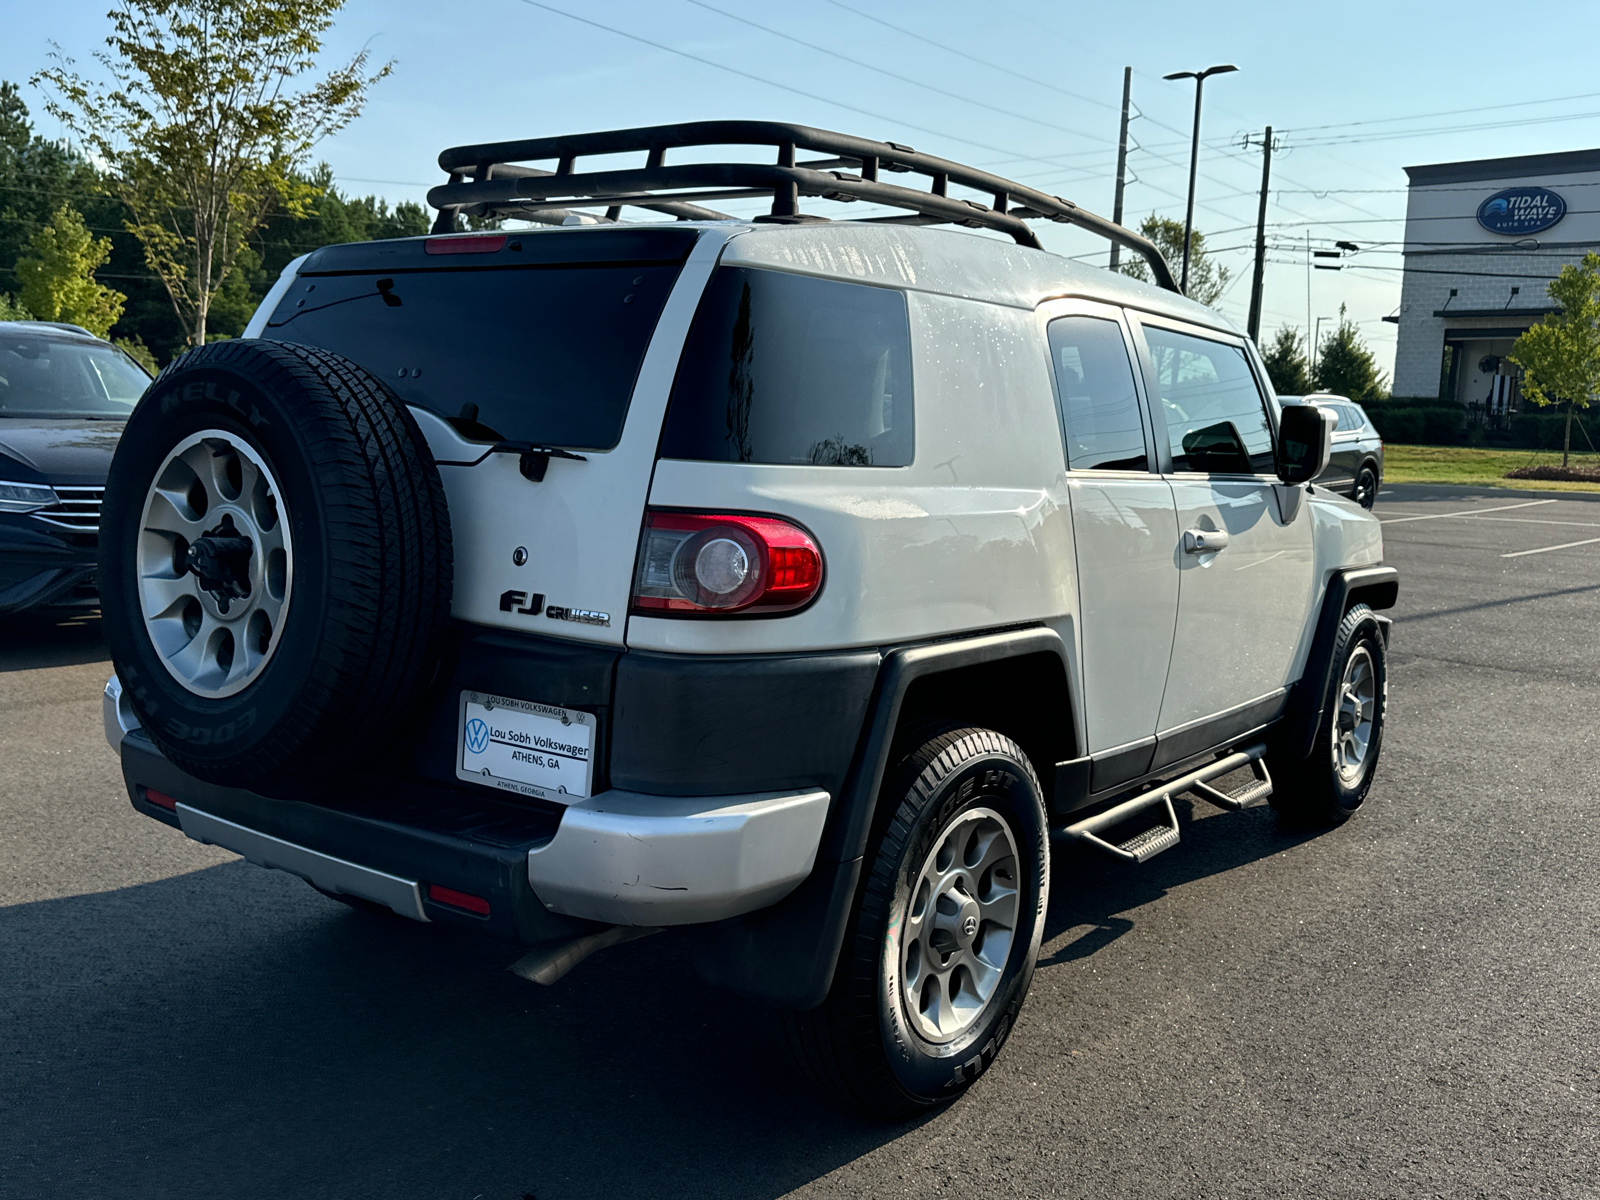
[1478, 516, 1600, 529]
[1380, 499, 1556, 525]
[1501, 536, 1600, 559]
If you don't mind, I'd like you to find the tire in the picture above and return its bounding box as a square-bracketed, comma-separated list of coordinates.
[786, 728, 1049, 1119]
[99, 339, 453, 785]
[1352, 464, 1379, 510]
[1270, 604, 1387, 825]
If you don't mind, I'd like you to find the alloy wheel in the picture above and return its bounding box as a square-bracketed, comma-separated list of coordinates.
[896, 807, 1020, 1044]
[1333, 644, 1377, 784]
[135, 430, 293, 698]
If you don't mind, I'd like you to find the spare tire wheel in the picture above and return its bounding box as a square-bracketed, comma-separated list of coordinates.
[99, 339, 453, 785]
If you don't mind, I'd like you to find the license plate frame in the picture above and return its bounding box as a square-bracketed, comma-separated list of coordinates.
[456, 690, 596, 803]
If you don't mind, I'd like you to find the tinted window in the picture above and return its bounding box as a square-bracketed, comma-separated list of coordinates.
[267, 256, 685, 450]
[1047, 316, 1147, 471]
[1143, 326, 1274, 474]
[661, 267, 913, 466]
[0, 332, 149, 417]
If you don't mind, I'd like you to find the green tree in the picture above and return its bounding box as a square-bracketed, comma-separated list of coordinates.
[0, 293, 33, 320]
[36, 0, 391, 347]
[1314, 304, 1388, 403]
[1511, 251, 1600, 468]
[1262, 325, 1312, 395]
[1118, 214, 1232, 306]
[14, 203, 127, 337]
[114, 334, 160, 372]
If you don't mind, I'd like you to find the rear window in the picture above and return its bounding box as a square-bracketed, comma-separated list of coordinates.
[0, 331, 149, 418]
[265, 235, 690, 450]
[1047, 315, 1148, 471]
[660, 266, 914, 467]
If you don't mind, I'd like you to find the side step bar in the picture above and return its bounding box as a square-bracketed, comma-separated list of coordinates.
[1057, 743, 1273, 864]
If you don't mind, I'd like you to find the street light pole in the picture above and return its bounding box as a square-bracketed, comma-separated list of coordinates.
[1313, 315, 1332, 380]
[1163, 63, 1237, 296]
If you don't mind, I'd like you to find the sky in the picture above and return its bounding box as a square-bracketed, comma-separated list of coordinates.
[6, 0, 1600, 379]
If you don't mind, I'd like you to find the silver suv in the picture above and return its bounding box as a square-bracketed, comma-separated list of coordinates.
[98, 122, 1396, 1118]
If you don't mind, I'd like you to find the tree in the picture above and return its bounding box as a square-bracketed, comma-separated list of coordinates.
[35, 0, 391, 347]
[14, 203, 127, 337]
[1118, 214, 1231, 306]
[1314, 304, 1388, 403]
[1262, 325, 1312, 396]
[1511, 251, 1600, 468]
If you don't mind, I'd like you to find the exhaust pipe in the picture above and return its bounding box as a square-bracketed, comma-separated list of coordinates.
[508, 925, 661, 986]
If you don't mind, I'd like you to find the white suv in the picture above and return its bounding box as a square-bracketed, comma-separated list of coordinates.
[98, 122, 1396, 1118]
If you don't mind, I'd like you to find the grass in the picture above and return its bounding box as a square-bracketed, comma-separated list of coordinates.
[1382, 444, 1600, 492]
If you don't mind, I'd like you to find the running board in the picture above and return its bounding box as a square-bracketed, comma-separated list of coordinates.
[1057, 743, 1269, 864]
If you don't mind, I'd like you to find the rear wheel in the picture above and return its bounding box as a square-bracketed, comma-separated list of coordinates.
[786, 728, 1049, 1119]
[1271, 604, 1387, 824]
[1352, 465, 1379, 509]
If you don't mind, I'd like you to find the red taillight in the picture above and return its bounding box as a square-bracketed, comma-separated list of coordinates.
[631, 511, 823, 616]
[143, 788, 177, 811]
[426, 884, 490, 915]
[424, 234, 506, 255]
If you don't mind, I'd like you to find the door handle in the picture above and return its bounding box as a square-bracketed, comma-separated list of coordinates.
[1183, 528, 1229, 554]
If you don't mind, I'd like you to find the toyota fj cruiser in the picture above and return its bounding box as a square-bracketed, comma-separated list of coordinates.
[99, 122, 1396, 1118]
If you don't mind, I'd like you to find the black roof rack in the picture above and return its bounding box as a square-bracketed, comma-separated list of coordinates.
[427, 120, 1179, 293]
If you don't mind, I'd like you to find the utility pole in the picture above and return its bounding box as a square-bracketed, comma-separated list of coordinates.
[1109, 66, 1132, 270]
[1246, 125, 1273, 344]
[1306, 231, 1313, 368]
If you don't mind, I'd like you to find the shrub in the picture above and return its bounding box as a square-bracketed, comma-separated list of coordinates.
[1368, 406, 1464, 445]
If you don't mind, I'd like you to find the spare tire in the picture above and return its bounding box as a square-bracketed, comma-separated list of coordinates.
[99, 339, 453, 785]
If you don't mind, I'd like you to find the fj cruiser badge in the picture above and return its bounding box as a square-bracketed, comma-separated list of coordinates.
[498, 590, 544, 615]
[547, 605, 611, 628]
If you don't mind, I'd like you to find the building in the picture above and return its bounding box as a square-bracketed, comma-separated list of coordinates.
[1391, 148, 1600, 407]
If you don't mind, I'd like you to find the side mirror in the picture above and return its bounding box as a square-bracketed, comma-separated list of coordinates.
[1276, 403, 1335, 484]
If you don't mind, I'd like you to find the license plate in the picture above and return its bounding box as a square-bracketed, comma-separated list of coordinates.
[456, 690, 595, 803]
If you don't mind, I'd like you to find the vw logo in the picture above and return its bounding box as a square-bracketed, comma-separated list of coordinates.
[465, 718, 490, 754]
[962, 914, 978, 938]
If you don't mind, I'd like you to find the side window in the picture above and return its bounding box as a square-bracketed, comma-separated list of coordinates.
[1046, 316, 1148, 471]
[660, 266, 914, 466]
[1142, 326, 1275, 474]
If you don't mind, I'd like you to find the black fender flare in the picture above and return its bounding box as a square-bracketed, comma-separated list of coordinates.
[1277, 565, 1398, 762]
[690, 625, 1073, 1009]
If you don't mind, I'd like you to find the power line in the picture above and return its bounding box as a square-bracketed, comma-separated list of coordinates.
[512, 0, 1123, 179]
[679, 0, 1108, 146]
[1277, 89, 1600, 136]
[822, 0, 1119, 113]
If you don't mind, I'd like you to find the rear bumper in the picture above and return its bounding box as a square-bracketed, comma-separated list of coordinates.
[118, 729, 829, 937]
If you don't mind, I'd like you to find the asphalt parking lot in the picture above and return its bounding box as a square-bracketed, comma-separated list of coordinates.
[3, 483, 1597, 1200]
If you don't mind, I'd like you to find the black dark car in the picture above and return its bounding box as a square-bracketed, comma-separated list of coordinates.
[0, 321, 150, 614]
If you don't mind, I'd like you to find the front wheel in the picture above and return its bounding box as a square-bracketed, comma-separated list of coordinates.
[786, 728, 1049, 1119]
[1271, 604, 1388, 824]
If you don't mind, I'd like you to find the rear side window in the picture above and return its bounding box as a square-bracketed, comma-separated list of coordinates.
[1142, 326, 1275, 474]
[266, 252, 686, 450]
[661, 266, 914, 466]
[1047, 316, 1148, 471]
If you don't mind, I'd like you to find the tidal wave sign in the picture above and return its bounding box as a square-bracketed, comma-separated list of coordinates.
[1477, 186, 1566, 236]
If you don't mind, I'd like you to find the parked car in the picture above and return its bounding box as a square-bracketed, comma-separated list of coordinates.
[1278, 393, 1383, 508]
[97, 122, 1396, 1118]
[0, 321, 149, 614]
